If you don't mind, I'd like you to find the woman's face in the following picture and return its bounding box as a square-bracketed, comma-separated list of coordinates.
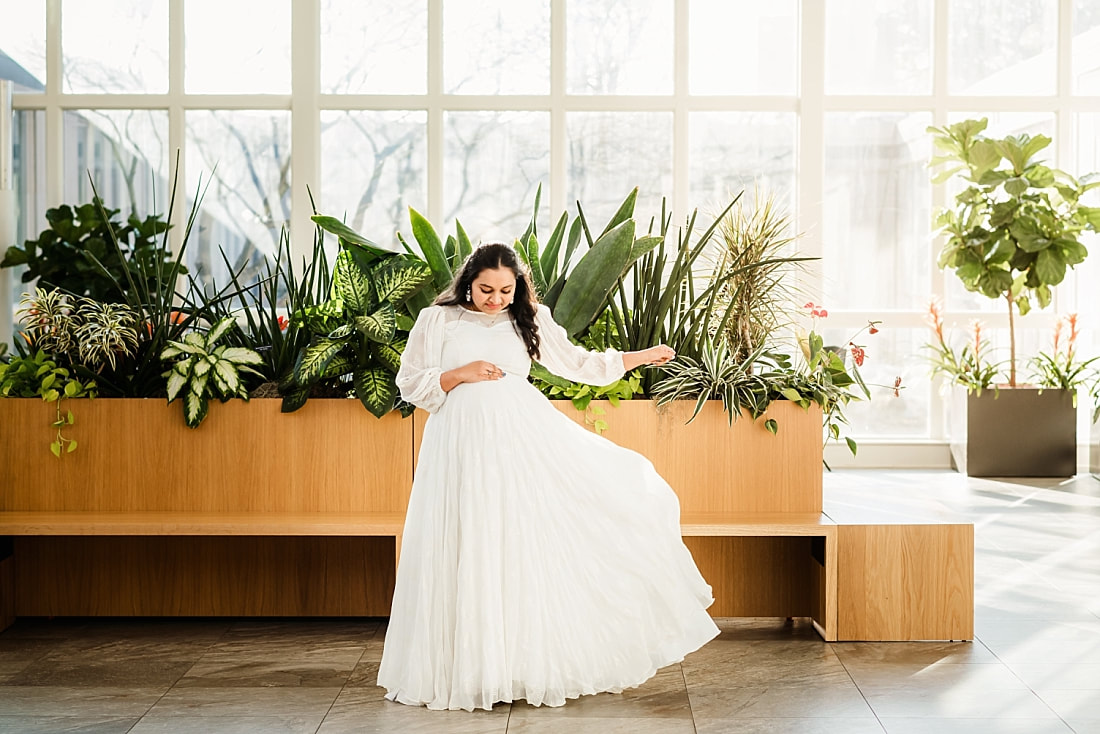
[470, 267, 516, 314]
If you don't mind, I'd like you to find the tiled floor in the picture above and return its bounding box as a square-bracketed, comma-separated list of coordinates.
[1, 470, 1099, 733]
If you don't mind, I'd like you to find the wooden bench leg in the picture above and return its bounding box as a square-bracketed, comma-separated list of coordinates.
[824, 530, 837, 641]
[0, 538, 14, 633]
[394, 534, 402, 578]
[809, 530, 838, 642]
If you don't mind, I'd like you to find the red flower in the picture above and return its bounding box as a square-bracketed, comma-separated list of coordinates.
[893, 376, 903, 397]
[869, 326, 879, 335]
[849, 343, 865, 367]
[277, 315, 289, 332]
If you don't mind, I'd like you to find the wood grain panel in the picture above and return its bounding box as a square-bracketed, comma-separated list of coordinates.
[556, 401, 822, 514]
[0, 511, 406, 536]
[838, 524, 974, 641]
[684, 536, 817, 617]
[0, 399, 415, 513]
[13, 536, 396, 617]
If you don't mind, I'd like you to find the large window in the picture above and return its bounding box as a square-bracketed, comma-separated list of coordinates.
[4, 0, 1100, 463]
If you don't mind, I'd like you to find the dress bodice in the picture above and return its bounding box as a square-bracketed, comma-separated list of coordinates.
[440, 308, 533, 377]
[396, 302, 627, 414]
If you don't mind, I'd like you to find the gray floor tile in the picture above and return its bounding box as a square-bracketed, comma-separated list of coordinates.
[1036, 689, 1100, 719]
[347, 659, 381, 687]
[831, 640, 998, 665]
[841, 661, 1028, 693]
[146, 686, 340, 719]
[507, 718, 695, 733]
[863, 687, 1060, 719]
[1064, 720, 1100, 734]
[0, 687, 166, 717]
[694, 718, 886, 734]
[318, 687, 510, 733]
[508, 667, 690, 719]
[128, 715, 321, 733]
[0, 716, 140, 734]
[5, 658, 194, 688]
[878, 718, 1073, 734]
[1008, 663, 1100, 690]
[686, 683, 874, 719]
[175, 655, 358, 687]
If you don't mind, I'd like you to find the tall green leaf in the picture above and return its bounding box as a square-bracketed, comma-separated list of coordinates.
[409, 207, 451, 289]
[554, 220, 635, 337]
[372, 259, 433, 305]
[311, 215, 393, 256]
[331, 250, 374, 313]
[355, 302, 397, 343]
[293, 338, 345, 384]
[354, 367, 397, 418]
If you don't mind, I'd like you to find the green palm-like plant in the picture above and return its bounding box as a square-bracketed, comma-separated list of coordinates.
[651, 339, 772, 426]
[161, 318, 265, 428]
[282, 219, 433, 417]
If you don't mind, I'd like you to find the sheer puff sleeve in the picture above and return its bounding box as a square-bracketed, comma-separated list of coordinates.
[534, 304, 626, 386]
[396, 305, 448, 413]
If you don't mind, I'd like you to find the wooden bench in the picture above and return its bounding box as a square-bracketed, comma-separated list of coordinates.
[0, 507, 972, 642]
[0, 510, 844, 640]
[681, 513, 838, 641]
[0, 511, 406, 628]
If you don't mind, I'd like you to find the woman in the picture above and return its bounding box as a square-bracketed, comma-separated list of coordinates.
[378, 242, 719, 711]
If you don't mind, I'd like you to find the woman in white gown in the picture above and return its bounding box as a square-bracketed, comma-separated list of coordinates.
[378, 243, 719, 711]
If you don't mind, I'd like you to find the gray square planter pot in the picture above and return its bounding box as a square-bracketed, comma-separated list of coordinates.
[950, 387, 1076, 478]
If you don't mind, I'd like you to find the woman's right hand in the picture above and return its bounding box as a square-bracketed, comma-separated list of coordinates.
[462, 360, 506, 382]
[440, 360, 506, 392]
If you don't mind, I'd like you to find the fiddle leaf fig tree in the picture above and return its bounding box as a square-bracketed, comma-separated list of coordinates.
[928, 118, 1100, 386]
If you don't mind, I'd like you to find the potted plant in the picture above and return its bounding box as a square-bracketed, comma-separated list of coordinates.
[926, 118, 1100, 476]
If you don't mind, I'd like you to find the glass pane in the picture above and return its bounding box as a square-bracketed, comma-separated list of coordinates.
[321, 0, 427, 94]
[443, 0, 550, 94]
[948, 0, 1056, 95]
[0, 1, 46, 93]
[942, 113, 1056, 312]
[689, 0, 798, 95]
[825, 0, 932, 95]
[689, 112, 797, 217]
[567, 0, 673, 94]
[442, 111, 549, 242]
[1073, 0, 1100, 93]
[823, 112, 932, 310]
[1074, 114, 1100, 346]
[186, 0, 291, 94]
[567, 112, 672, 229]
[62, 0, 167, 93]
[8, 110, 47, 333]
[63, 110, 169, 218]
[185, 111, 291, 287]
[320, 110, 427, 249]
[822, 326, 930, 438]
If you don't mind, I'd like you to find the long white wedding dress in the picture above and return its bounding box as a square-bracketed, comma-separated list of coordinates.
[377, 302, 719, 711]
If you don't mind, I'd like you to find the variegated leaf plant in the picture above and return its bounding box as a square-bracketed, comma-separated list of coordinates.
[281, 218, 433, 418]
[160, 317, 265, 428]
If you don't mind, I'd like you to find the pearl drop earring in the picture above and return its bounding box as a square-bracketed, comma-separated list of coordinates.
[465, 287, 472, 301]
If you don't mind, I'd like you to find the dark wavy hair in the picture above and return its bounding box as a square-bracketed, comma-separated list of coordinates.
[434, 242, 541, 359]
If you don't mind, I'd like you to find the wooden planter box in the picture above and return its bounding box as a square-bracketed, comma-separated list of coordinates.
[949, 388, 1077, 478]
[547, 399, 823, 514]
[1, 397, 823, 620]
[0, 398, 413, 618]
